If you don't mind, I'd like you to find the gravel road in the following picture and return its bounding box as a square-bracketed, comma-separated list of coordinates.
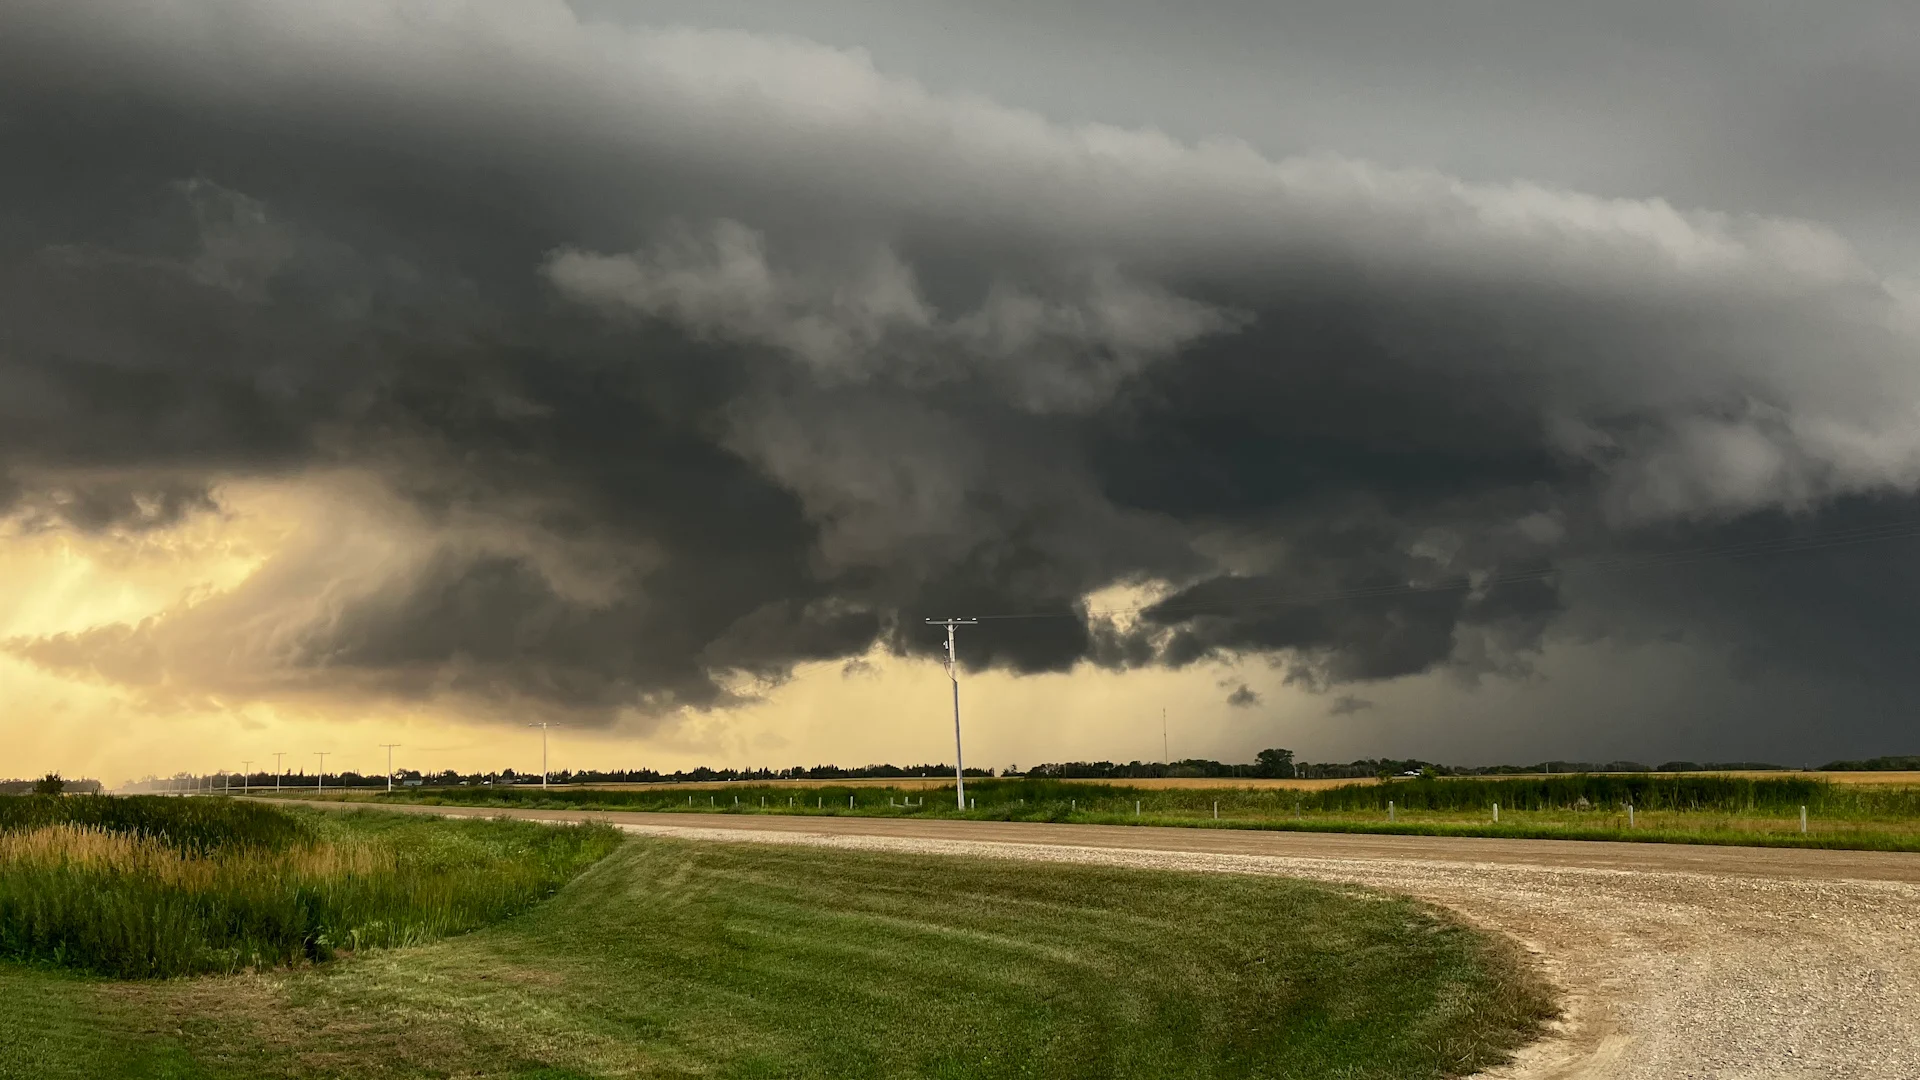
[296, 803, 1920, 1078]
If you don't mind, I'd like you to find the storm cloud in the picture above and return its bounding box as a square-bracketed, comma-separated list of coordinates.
[5, 0, 1920, 740]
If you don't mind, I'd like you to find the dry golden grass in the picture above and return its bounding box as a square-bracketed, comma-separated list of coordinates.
[0, 805, 622, 977]
[0, 824, 394, 884]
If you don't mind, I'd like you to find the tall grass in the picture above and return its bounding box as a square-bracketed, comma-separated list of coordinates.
[0, 794, 310, 854]
[0, 798, 620, 978]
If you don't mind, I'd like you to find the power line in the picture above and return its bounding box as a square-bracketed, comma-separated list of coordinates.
[528, 723, 558, 789]
[379, 743, 401, 794]
[927, 618, 977, 811]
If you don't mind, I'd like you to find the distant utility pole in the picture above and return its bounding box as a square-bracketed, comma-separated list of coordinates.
[315, 751, 328, 791]
[927, 618, 978, 811]
[1162, 707, 1169, 766]
[527, 723, 554, 789]
[380, 744, 401, 793]
[274, 752, 286, 792]
[241, 760, 252, 795]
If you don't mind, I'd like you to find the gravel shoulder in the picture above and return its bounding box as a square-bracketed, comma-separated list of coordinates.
[286, 803, 1920, 1078]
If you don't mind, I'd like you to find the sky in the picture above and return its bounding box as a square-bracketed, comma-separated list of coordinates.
[4, 0, 1920, 785]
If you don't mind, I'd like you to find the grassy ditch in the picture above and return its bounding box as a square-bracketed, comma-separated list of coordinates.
[0, 796, 620, 977]
[0, 836, 1555, 1080]
[290, 774, 1920, 851]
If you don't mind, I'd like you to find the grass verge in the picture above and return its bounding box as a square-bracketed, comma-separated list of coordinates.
[1, 836, 1553, 1079]
[0, 796, 621, 977]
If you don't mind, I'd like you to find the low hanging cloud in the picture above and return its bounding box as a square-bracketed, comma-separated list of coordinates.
[4, 1, 1920, 733]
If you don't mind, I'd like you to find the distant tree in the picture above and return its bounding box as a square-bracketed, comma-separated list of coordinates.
[33, 773, 64, 796]
[1251, 748, 1296, 779]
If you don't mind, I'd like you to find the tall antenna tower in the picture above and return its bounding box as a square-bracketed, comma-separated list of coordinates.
[926, 618, 978, 810]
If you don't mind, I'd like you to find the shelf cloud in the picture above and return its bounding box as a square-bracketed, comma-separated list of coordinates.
[5, 0, 1920, 749]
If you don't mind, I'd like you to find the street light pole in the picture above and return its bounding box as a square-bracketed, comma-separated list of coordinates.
[380, 743, 401, 793]
[273, 752, 285, 792]
[315, 751, 328, 792]
[241, 760, 252, 795]
[926, 618, 978, 811]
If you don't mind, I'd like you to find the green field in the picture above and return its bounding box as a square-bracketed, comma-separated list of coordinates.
[281, 774, 1920, 852]
[0, 796, 620, 977]
[0, 826, 1552, 1080]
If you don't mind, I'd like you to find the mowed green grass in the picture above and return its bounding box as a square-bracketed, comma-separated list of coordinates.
[0, 836, 1554, 1080]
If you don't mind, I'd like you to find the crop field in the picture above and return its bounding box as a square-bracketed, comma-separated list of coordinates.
[286, 774, 1920, 852]
[568, 769, 1920, 791]
[0, 825, 1552, 1080]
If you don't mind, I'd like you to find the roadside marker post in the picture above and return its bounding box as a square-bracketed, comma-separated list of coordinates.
[1213, 801, 1218, 820]
[1389, 801, 1395, 823]
[1628, 804, 1635, 828]
[1802, 805, 1808, 834]
[1493, 802, 1499, 823]
[1135, 800, 1141, 817]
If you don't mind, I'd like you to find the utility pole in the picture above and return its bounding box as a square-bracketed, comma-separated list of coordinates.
[315, 751, 328, 792]
[527, 723, 553, 789]
[273, 752, 285, 792]
[380, 744, 401, 793]
[927, 618, 978, 811]
[1162, 707, 1169, 766]
[241, 760, 252, 795]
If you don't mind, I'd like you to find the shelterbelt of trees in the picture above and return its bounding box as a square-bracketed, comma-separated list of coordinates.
[98, 754, 1920, 792]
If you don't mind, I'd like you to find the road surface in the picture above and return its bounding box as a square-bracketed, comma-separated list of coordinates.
[296, 802, 1920, 1079]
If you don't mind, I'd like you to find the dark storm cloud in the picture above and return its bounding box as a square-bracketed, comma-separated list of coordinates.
[1329, 695, 1373, 717]
[4, 1, 1920, 732]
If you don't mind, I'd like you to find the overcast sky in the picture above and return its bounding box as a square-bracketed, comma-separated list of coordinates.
[3, 1, 1919, 783]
